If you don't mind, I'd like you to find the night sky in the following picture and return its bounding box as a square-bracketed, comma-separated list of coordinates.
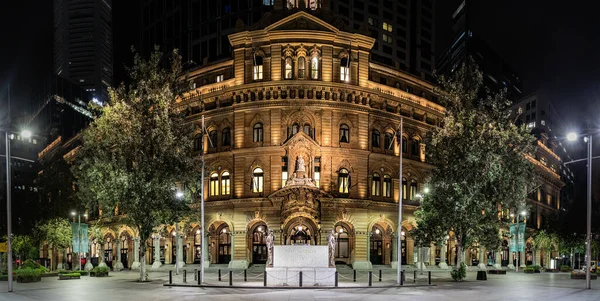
[0, 1, 598, 230]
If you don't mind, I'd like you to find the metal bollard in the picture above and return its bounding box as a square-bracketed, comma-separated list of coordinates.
[353, 269, 356, 282]
[244, 269, 247, 282]
[428, 271, 431, 285]
[335, 271, 338, 287]
[400, 270, 404, 286]
[264, 271, 267, 287]
[218, 269, 222, 281]
[299, 271, 303, 287]
[414, 270, 417, 283]
[197, 270, 201, 285]
[368, 271, 372, 287]
[183, 270, 187, 283]
[379, 269, 382, 282]
[194, 268, 197, 280]
[229, 271, 233, 286]
[169, 270, 173, 284]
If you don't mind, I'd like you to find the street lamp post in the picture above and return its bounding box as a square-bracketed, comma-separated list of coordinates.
[511, 211, 527, 273]
[396, 117, 403, 285]
[567, 132, 593, 289]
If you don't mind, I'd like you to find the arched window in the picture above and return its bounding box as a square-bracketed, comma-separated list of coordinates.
[310, 56, 319, 80]
[209, 173, 219, 196]
[298, 57, 306, 79]
[411, 138, 420, 156]
[372, 173, 381, 196]
[209, 130, 218, 148]
[194, 134, 202, 151]
[410, 180, 418, 200]
[402, 177, 408, 200]
[284, 57, 293, 79]
[371, 130, 380, 148]
[384, 133, 393, 150]
[222, 128, 231, 146]
[253, 56, 263, 80]
[339, 124, 350, 143]
[253, 168, 264, 193]
[221, 171, 230, 195]
[338, 168, 350, 194]
[335, 225, 349, 258]
[253, 123, 263, 142]
[402, 136, 408, 153]
[340, 57, 350, 82]
[292, 123, 299, 135]
[303, 124, 312, 137]
[383, 175, 392, 198]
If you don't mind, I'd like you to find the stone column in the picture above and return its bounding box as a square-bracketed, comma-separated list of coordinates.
[439, 243, 448, 269]
[406, 237, 414, 264]
[177, 234, 185, 268]
[152, 236, 162, 269]
[131, 237, 141, 269]
[507, 252, 515, 269]
[478, 248, 487, 270]
[114, 239, 124, 271]
[494, 250, 501, 269]
[520, 251, 526, 268]
[203, 232, 210, 268]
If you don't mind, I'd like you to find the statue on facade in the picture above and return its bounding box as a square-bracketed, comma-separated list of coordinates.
[296, 155, 306, 173]
[266, 229, 275, 267]
[327, 230, 336, 267]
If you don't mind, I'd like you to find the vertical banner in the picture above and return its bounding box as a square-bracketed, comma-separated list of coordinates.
[71, 223, 89, 253]
[509, 223, 525, 253]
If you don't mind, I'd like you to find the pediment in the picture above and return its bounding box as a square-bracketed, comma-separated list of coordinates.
[282, 131, 320, 149]
[265, 11, 339, 34]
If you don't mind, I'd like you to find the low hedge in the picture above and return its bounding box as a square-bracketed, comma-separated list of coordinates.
[90, 266, 109, 277]
[560, 265, 573, 272]
[16, 268, 41, 283]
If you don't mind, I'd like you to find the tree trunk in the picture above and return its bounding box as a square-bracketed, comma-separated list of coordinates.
[456, 243, 463, 268]
[140, 242, 147, 282]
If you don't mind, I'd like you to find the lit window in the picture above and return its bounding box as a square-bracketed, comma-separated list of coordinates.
[310, 56, 319, 79]
[338, 168, 350, 194]
[372, 173, 381, 196]
[303, 124, 312, 137]
[253, 168, 264, 193]
[372, 130, 380, 148]
[383, 175, 392, 198]
[221, 172, 230, 195]
[284, 57, 293, 79]
[292, 123, 299, 136]
[314, 166, 320, 187]
[253, 56, 263, 80]
[527, 121, 536, 128]
[402, 178, 408, 200]
[210, 173, 219, 196]
[340, 57, 350, 82]
[253, 123, 263, 142]
[383, 22, 393, 32]
[383, 34, 393, 44]
[410, 180, 418, 200]
[216, 75, 224, 82]
[298, 57, 306, 79]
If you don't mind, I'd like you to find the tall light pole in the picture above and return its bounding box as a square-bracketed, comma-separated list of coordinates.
[567, 132, 592, 289]
[510, 210, 527, 272]
[396, 117, 403, 285]
[71, 211, 87, 271]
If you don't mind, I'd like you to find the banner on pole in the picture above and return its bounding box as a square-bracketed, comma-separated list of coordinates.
[71, 222, 89, 253]
[509, 223, 525, 252]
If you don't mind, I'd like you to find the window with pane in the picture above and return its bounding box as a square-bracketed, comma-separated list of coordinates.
[292, 123, 299, 135]
[335, 225, 349, 258]
[383, 34, 393, 44]
[402, 177, 407, 200]
[210, 173, 219, 196]
[383, 175, 392, 197]
[209, 130, 218, 148]
[253, 56, 263, 80]
[383, 22, 393, 32]
[194, 134, 202, 151]
[281, 157, 288, 187]
[402, 136, 408, 153]
[310, 56, 319, 79]
[303, 124, 312, 137]
[253, 123, 263, 142]
[339, 124, 350, 143]
[284, 57, 293, 79]
[372, 130, 380, 148]
[410, 180, 418, 200]
[216, 74, 224, 82]
[384, 133, 393, 150]
[340, 57, 350, 81]
[314, 165, 321, 187]
[222, 128, 231, 146]
[338, 168, 350, 194]
[221, 171, 230, 195]
[253, 168, 264, 193]
[372, 173, 381, 196]
[298, 57, 306, 78]
[411, 139, 419, 156]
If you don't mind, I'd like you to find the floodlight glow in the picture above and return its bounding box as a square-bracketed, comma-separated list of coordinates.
[21, 130, 32, 138]
[566, 132, 578, 141]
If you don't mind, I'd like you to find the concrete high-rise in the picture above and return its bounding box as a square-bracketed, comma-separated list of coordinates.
[53, 0, 113, 104]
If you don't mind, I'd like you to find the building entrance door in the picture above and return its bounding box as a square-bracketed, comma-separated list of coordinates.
[121, 249, 128, 269]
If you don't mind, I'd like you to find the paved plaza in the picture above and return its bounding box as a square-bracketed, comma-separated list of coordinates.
[1, 267, 600, 301]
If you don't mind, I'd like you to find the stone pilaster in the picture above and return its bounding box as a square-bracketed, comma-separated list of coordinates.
[438, 243, 448, 269]
[152, 236, 162, 269]
[520, 251, 526, 268]
[177, 234, 185, 269]
[114, 239, 124, 271]
[131, 237, 141, 269]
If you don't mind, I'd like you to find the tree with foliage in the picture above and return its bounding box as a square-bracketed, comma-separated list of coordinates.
[532, 230, 558, 268]
[414, 61, 538, 280]
[11, 235, 39, 262]
[35, 218, 72, 270]
[72, 49, 197, 281]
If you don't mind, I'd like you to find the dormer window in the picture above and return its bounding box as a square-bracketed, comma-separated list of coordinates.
[284, 57, 293, 79]
[340, 57, 350, 82]
[310, 56, 319, 80]
[253, 56, 263, 80]
[298, 57, 306, 79]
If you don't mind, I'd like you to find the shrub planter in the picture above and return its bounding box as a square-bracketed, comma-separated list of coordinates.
[59, 274, 81, 280]
[17, 276, 42, 283]
[571, 273, 597, 280]
[90, 271, 109, 277]
[488, 270, 506, 275]
[41, 272, 59, 277]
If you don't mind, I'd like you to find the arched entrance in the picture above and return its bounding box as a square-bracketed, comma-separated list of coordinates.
[170, 229, 177, 264]
[284, 217, 318, 245]
[209, 222, 231, 264]
[192, 226, 202, 264]
[501, 239, 509, 266]
[103, 233, 115, 269]
[119, 232, 132, 269]
[249, 223, 268, 264]
[333, 222, 354, 264]
[370, 225, 384, 265]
